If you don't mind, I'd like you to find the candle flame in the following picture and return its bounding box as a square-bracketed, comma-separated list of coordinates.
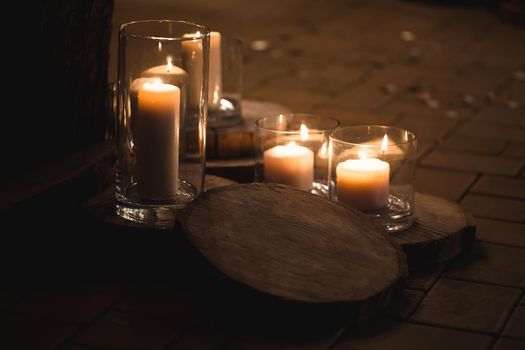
[300, 124, 309, 141]
[166, 56, 173, 73]
[381, 134, 388, 153]
[358, 150, 369, 159]
[213, 89, 220, 105]
[158, 42, 162, 51]
[318, 142, 328, 157]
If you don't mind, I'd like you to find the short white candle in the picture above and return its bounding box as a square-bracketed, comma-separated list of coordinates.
[264, 142, 314, 191]
[336, 157, 390, 211]
[135, 81, 180, 199]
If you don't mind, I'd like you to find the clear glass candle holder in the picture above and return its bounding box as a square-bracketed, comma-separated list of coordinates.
[116, 20, 210, 228]
[255, 113, 341, 195]
[329, 126, 417, 232]
[207, 35, 243, 128]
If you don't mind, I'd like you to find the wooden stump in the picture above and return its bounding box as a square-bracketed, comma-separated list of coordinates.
[204, 100, 288, 182]
[182, 183, 407, 304]
[206, 99, 289, 161]
[391, 192, 476, 268]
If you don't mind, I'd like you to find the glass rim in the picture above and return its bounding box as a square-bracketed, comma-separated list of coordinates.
[119, 20, 210, 41]
[330, 125, 417, 147]
[255, 113, 341, 135]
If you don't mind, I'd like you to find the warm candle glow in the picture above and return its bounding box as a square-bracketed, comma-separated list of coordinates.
[166, 56, 173, 73]
[181, 32, 204, 109]
[138, 81, 180, 113]
[213, 90, 220, 105]
[358, 150, 369, 159]
[276, 114, 286, 130]
[264, 141, 314, 191]
[271, 142, 310, 156]
[300, 124, 309, 141]
[318, 142, 328, 158]
[141, 60, 187, 87]
[208, 31, 223, 109]
[336, 157, 390, 211]
[142, 81, 176, 92]
[381, 134, 388, 154]
[158, 42, 162, 51]
[136, 81, 180, 198]
[183, 31, 202, 40]
[132, 78, 162, 92]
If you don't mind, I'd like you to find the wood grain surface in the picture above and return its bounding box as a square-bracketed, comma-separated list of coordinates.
[182, 183, 407, 303]
[392, 193, 476, 267]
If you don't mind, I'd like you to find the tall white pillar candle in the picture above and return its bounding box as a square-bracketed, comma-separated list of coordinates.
[208, 31, 222, 109]
[336, 158, 390, 211]
[129, 77, 160, 125]
[264, 142, 314, 191]
[182, 31, 222, 109]
[182, 34, 204, 109]
[141, 57, 188, 87]
[135, 82, 180, 199]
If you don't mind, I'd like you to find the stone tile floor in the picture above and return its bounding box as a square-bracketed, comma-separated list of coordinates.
[3, 0, 525, 349]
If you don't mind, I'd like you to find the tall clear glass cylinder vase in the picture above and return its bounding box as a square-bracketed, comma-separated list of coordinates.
[116, 20, 209, 228]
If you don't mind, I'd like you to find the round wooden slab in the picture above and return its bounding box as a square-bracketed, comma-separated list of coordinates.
[182, 183, 407, 303]
[391, 192, 476, 267]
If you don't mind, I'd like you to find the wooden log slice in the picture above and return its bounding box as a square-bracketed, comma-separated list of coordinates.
[391, 192, 476, 268]
[182, 183, 407, 303]
[204, 175, 238, 190]
[206, 99, 290, 160]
